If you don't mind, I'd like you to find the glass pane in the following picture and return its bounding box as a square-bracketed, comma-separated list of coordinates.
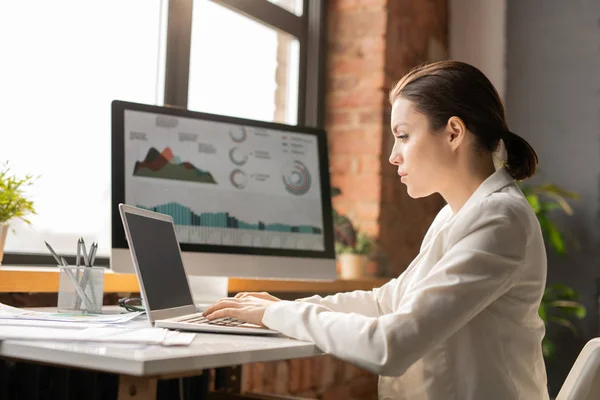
[0, 0, 166, 257]
[267, 0, 303, 16]
[189, 0, 299, 125]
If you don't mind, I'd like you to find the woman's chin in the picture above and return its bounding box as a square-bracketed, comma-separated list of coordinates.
[406, 186, 430, 199]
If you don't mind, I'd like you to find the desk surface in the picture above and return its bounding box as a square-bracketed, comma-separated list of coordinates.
[0, 266, 390, 293]
[0, 314, 322, 377]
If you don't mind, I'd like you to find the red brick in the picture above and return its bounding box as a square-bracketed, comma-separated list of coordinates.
[359, 154, 381, 173]
[301, 358, 313, 390]
[329, 129, 381, 155]
[329, 155, 355, 175]
[262, 362, 277, 393]
[343, 361, 358, 381]
[318, 356, 337, 391]
[331, 199, 351, 217]
[355, 201, 380, 221]
[349, 375, 379, 398]
[322, 383, 352, 400]
[332, 0, 387, 11]
[360, 36, 386, 53]
[241, 365, 252, 392]
[359, 220, 380, 236]
[273, 361, 289, 394]
[251, 363, 264, 393]
[358, 0, 387, 9]
[331, 0, 358, 11]
[328, 75, 360, 92]
[310, 357, 323, 390]
[326, 109, 357, 126]
[359, 108, 383, 124]
[329, 57, 385, 75]
[360, 71, 386, 89]
[288, 359, 302, 393]
[330, 11, 387, 38]
[295, 389, 319, 398]
[330, 37, 386, 57]
[328, 89, 385, 109]
[331, 174, 381, 202]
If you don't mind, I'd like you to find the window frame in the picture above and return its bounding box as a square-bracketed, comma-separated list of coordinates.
[3, 0, 327, 266]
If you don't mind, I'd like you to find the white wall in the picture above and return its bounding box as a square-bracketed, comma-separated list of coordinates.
[449, 0, 507, 101]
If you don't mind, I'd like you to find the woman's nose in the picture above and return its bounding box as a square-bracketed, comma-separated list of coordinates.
[389, 150, 402, 165]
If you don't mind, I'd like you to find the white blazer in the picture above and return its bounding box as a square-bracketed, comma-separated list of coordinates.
[262, 167, 549, 400]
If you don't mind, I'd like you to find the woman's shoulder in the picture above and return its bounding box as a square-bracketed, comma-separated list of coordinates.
[455, 185, 538, 237]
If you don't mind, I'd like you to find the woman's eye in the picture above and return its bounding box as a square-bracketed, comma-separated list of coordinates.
[397, 134, 408, 141]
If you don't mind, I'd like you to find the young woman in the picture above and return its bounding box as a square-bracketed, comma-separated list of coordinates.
[203, 60, 549, 400]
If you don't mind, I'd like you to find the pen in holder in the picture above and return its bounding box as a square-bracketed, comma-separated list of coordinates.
[57, 265, 104, 314]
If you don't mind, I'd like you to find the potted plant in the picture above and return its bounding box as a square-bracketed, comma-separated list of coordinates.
[521, 183, 586, 360]
[0, 162, 37, 264]
[335, 232, 375, 279]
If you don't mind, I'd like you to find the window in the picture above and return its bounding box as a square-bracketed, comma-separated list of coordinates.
[0, 0, 166, 260]
[189, 0, 300, 124]
[1, 0, 325, 265]
[267, 0, 303, 16]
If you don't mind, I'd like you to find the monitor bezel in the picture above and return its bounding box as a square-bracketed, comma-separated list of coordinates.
[111, 100, 336, 261]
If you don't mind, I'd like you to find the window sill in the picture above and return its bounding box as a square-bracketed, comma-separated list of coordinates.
[0, 266, 390, 294]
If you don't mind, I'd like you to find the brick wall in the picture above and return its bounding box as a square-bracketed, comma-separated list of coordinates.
[328, 0, 447, 277]
[246, 1, 448, 399]
[378, 0, 448, 274]
[241, 356, 378, 399]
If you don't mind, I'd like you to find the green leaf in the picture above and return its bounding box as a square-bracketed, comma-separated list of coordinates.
[0, 162, 38, 224]
[545, 221, 566, 255]
[527, 194, 541, 213]
[536, 184, 580, 200]
[545, 192, 574, 215]
[538, 303, 547, 321]
[542, 337, 555, 359]
[541, 203, 561, 212]
[548, 316, 579, 336]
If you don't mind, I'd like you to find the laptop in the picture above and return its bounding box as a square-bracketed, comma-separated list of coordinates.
[118, 203, 278, 335]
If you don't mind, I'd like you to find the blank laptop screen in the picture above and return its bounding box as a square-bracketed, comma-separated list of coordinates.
[124, 212, 194, 310]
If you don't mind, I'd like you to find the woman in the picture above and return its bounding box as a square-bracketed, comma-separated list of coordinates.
[203, 60, 549, 400]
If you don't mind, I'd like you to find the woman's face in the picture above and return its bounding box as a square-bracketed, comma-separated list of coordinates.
[388, 97, 453, 198]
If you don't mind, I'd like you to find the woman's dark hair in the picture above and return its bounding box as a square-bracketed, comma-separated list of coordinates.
[389, 60, 538, 181]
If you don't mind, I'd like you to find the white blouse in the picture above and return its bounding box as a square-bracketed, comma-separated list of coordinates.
[262, 167, 549, 400]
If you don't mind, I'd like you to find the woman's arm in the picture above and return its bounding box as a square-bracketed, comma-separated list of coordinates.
[262, 210, 528, 376]
[295, 204, 450, 317]
[294, 282, 397, 317]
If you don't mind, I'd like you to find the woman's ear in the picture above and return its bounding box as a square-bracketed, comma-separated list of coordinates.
[446, 116, 467, 151]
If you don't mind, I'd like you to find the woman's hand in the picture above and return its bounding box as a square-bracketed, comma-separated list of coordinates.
[234, 291, 281, 302]
[202, 294, 280, 327]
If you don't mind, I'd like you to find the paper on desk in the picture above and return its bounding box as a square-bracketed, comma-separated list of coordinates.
[0, 318, 107, 329]
[0, 302, 143, 324]
[0, 325, 195, 346]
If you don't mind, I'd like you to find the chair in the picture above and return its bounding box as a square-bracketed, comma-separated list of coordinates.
[556, 338, 600, 399]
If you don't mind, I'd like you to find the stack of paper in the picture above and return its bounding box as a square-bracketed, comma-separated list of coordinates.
[0, 325, 195, 346]
[0, 302, 195, 346]
[0, 303, 144, 324]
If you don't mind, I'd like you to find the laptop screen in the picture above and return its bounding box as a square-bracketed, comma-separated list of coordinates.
[124, 212, 194, 311]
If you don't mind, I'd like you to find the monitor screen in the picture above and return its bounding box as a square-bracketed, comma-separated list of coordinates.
[111, 101, 336, 279]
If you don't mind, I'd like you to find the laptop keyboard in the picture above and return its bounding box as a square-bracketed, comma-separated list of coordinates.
[175, 313, 244, 327]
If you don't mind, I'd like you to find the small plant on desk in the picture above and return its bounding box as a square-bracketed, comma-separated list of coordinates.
[0, 162, 37, 264]
[336, 232, 375, 280]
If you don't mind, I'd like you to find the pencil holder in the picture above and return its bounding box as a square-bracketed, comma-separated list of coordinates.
[57, 266, 104, 314]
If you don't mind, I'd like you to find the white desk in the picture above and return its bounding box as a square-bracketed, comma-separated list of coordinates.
[0, 312, 322, 399]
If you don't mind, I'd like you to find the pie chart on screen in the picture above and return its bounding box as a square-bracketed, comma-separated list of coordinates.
[282, 160, 311, 196]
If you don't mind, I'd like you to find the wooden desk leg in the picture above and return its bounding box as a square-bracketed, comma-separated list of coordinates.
[117, 375, 158, 400]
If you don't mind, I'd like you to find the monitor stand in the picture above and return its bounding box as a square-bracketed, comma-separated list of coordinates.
[187, 276, 228, 311]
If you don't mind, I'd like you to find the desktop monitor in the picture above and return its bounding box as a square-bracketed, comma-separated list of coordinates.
[111, 100, 336, 280]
